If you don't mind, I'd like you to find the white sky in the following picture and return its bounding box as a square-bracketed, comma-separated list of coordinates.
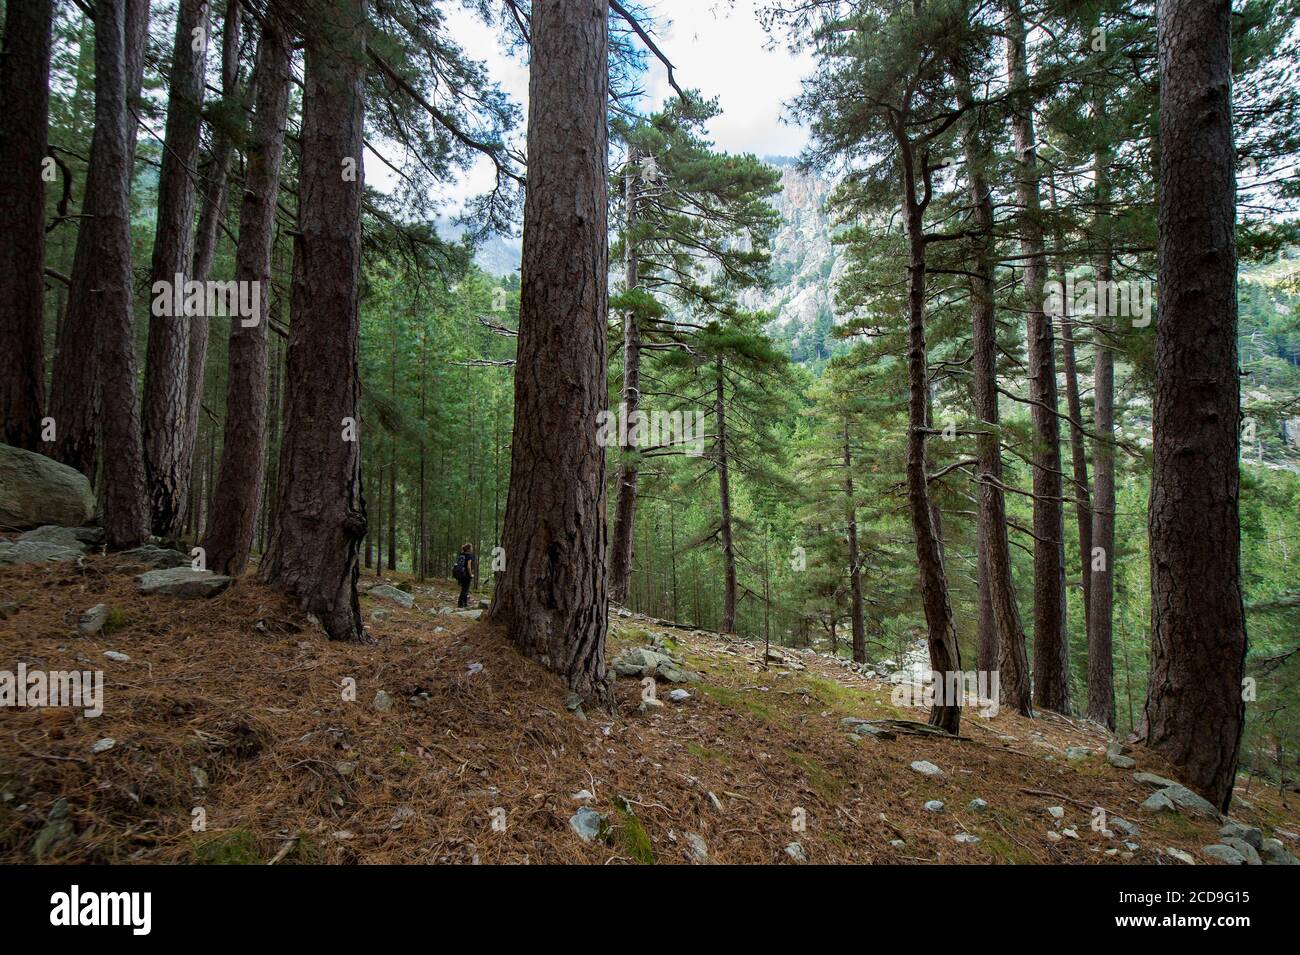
[417, 0, 813, 218]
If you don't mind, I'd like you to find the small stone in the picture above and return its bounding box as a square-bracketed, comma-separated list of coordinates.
[1201, 843, 1247, 865]
[334, 761, 356, 776]
[1218, 837, 1261, 865]
[136, 567, 233, 598]
[1105, 751, 1136, 769]
[103, 650, 130, 663]
[1047, 806, 1065, 819]
[889, 839, 906, 849]
[910, 760, 945, 779]
[369, 609, 391, 622]
[369, 584, 414, 608]
[1261, 838, 1300, 865]
[91, 738, 115, 754]
[1046, 831, 1062, 842]
[954, 833, 981, 845]
[190, 766, 208, 789]
[683, 831, 708, 862]
[570, 789, 594, 803]
[569, 807, 606, 842]
[1218, 821, 1263, 850]
[466, 662, 483, 675]
[924, 800, 945, 813]
[668, 689, 691, 702]
[1165, 847, 1196, 864]
[78, 604, 110, 635]
[637, 698, 664, 714]
[1124, 841, 1140, 852]
[1062, 828, 1078, 839]
[1133, 771, 1179, 789]
[373, 690, 394, 712]
[1065, 746, 1093, 761]
[1141, 791, 1176, 812]
[968, 798, 988, 812]
[784, 841, 808, 863]
[1110, 816, 1140, 837]
[453, 609, 483, 620]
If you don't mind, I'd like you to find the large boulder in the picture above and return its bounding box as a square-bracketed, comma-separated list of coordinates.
[0, 540, 83, 566]
[136, 567, 233, 598]
[0, 444, 96, 530]
[18, 525, 104, 551]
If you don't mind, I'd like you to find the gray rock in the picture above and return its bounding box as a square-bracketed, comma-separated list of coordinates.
[77, 603, 110, 635]
[369, 585, 414, 608]
[1217, 821, 1262, 850]
[373, 690, 394, 712]
[1202, 843, 1247, 865]
[924, 800, 945, 813]
[910, 760, 945, 779]
[569, 807, 606, 843]
[1048, 806, 1065, 819]
[1165, 847, 1196, 864]
[19, 525, 103, 551]
[1066, 746, 1094, 761]
[0, 539, 83, 566]
[91, 738, 115, 754]
[0, 444, 96, 530]
[889, 839, 906, 850]
[1219, 837, 1261, 865]
[668, 688, 691, 702]
[611, 646, 702, 682]
[103, 650, 130, 662]
[32, 797, 73, 862]
[1133, 771, 1179, 789]
[1105, 751, 1137, 769]
[1261, 838, 1300, 865]
[1160, 784, 1220, 818]
[954, 832, 981, 845]
[1110, 817, 1140, 837]
[136, 567, 233, 598]
[784, 841, 808, 863]
[683, 831, 708, 862]
[118, 544, 190, 570]
[841, 717, 895, 740]
[452, 609, 483, 620]
[1141, 791, 1177, 812]
[968, 798, 989, 812]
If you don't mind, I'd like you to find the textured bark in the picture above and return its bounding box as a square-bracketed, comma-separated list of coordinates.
[182, 0, 242, 521]
[0, 0, 53, 450]
[1059, 294, 1093, 636]
[91, 0, 150, 549]
[1087, 154, 1116, 729]
[204, 15, 290, 576]
[955, 66, 1031, 717]
[1006, 0, 1069, 713]
[1140, 0, 1246, 813]
[715, 365, 738, 635]
[488, 0, 612, 703]
[258, 0, 368, 641]
[143, 0, 210, 539]
[48, 0, 150, 479]
[608, 145, 641, 606]
[842, 418, 866, 663]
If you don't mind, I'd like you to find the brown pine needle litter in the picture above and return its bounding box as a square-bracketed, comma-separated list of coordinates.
[1, 554, 1295, 865]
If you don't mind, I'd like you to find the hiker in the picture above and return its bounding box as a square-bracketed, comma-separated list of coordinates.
[453, 543, 476, 608]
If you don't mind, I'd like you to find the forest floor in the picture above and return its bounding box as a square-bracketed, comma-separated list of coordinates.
[2, 553, 1297, 864]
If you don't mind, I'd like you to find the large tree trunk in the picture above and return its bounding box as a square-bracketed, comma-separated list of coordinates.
[143, 0, 210, 539]
[1086, 154, 1117, 729]
[955, 61, 1031, 715]
[488, 0, 612, 704]
[258, 0, 368, 641]
[92, 0, 150, 550]
[204, 14, 290, 576]
[182, 0, 242, 521]
[0, 0, 53, 450]
[1140, 0, 1246, 813]
[715, 364, 738, 635]
[47, 0, 150, 479]
[1006, 0, 1069, 714]
[608, 145, 641, 606]
[897, 125, 962, 735]
[843, 417, 866, 664]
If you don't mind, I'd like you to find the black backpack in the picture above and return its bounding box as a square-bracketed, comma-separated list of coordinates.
[453, 553, 471, 582]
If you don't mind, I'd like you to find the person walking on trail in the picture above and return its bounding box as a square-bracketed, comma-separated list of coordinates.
[453, 543, 476, 608]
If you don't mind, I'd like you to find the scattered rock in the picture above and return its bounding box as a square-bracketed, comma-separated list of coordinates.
[668, 689, 691, 702]
[373, 690, 394, 712]
[889, 839, 906, 850]
[118, 544, 190, 570]
[784, 841, 808, 863]
[841, 717, 895, 740]
[1065, 746, 1094, 761]
[18, 524, 103, 551]
[369, 609, 391, 622]
[1141, 791, 1176, 812]
[1110, 817, 1140, 837]
[570, 807, 606, 842]
[0, 539, 83, 566]
[1062, 828, 1079, 839]
[1157, 784, 1220, 818]
[1133, 771, 1179, 789]
[334, 761, 356, 777]
[954, 833, 981, 845]
[32, 798, 74, 862]
[453, 609, 483, 620]
[1047, 806, 1065, 819]
[136, 566, 233, 598]
[968, 798, 989, 812]
[1046, 831, 1062, 843]
[910, 760, 945, 779]
[1218, 821, 1262, 850]
[190, 766, 209, 789]
[1105, 751, 1136, 769]
[91, 738, 115, 754]
[611, 646, 702, 683]
[924, 800, 945, 813]
[683, 831, 709, 862]
[0, 443, 97, 529]
[1165, 847, 1196, 865]
[1201, 843, 1247, 865]
[103, 650, 130, 663]
[1218, 837, 1261, 865]
[1261, 838, 1300, 865]
[466, 662, 483, 675]
[637, 697, 664, 715]
[369, 585, 414, 608]
[77, 604, 110, 635]
[570, 789, 594, 803]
